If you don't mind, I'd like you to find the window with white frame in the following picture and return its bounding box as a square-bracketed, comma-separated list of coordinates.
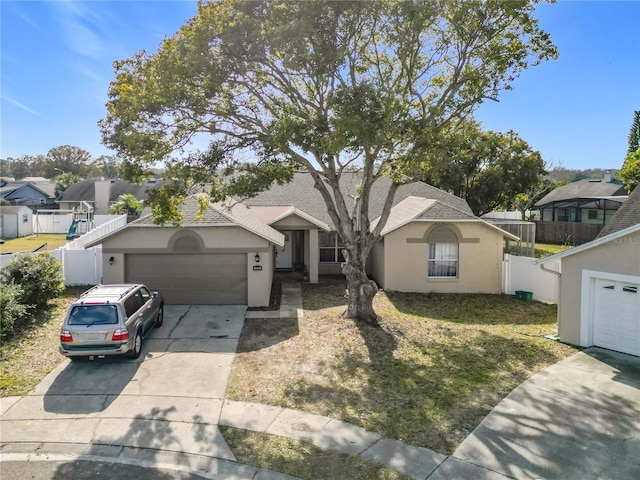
[427, 227, 458, 278]
[319, 231, 345, 263]
[22, 214, 29, 223]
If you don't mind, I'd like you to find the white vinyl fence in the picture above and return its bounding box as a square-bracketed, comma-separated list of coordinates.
[1, 215, 126, 286]
[65, 215, 126, 250]
[33, 213, 124, 235]
[502, 253, 560, 303]
[1, 246, 103, 287]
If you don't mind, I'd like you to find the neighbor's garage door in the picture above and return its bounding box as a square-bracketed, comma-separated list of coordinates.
[593, 278, 640, 356]
[126, 254, 247, 305]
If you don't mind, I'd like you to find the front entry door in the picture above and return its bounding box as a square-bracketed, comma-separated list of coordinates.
[275, 231, 293, 270]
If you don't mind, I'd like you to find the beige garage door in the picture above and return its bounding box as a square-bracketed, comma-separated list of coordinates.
[125, 254, 248, 305]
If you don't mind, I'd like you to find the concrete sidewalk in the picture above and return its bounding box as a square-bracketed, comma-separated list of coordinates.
[245, 282, 303, 320]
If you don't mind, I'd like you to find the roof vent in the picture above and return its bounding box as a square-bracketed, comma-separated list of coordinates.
[588, 179, 601, 182]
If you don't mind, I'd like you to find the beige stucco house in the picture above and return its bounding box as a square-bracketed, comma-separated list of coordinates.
[537, 186, 640, 357]
[87, 172, 518, 307]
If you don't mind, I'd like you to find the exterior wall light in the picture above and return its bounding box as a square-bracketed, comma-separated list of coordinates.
[108, 256, 115, 266]
[254, 253, 260, 263]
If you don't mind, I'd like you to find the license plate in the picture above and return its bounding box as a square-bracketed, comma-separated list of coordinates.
[82, 333, 106, 342]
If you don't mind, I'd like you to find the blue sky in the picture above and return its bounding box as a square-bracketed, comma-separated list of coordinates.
[1, 0, 639, 170]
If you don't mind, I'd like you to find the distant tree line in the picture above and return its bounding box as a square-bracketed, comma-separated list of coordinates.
[0, 145, 121, 180]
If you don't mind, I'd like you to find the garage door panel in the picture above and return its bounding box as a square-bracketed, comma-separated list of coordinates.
[593, 278, 640, 357]
[126, 254, 247, 305]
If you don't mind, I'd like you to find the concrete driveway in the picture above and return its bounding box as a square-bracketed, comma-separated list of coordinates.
[433, 348, 640, 479]
[0, 305, 249, 470]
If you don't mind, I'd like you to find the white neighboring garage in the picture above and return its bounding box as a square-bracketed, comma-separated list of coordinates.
[86, 196, 284, 306]
[537, 186, 640, 356]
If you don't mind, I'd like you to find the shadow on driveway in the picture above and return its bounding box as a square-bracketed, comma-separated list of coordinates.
[453, 347, 640, 479]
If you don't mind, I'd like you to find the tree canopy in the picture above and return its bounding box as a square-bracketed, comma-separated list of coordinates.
[621, 111, 640, 192]
[422, 121, 546, 216]
[101, 0, 557, 322]
[0, 147, 124, 180]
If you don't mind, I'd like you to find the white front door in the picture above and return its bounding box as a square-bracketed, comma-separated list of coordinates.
[275, 231, 293, 270]
[592, 278, 640, 356]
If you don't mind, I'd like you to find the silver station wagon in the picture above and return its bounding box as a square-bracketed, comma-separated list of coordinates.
[60, 284, 164, 361]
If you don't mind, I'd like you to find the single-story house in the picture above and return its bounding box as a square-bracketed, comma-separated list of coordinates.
[0, 181, 56, 208]
[534, 176, 626, 225]
[537, 186, 640, 357]
[58, 178, 164, 214]
[0, 205, 34, 239]
[86, 172, 518, 306]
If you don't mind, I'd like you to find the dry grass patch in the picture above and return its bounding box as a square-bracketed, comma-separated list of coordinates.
[0, 287, 85, 396]
[222, 427, 410, 480]
[227, 278, 578, 454]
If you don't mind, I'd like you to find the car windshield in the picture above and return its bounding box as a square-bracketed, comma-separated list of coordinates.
[68, 305, 118, 325]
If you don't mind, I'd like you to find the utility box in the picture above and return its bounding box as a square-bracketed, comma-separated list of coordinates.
[515, 290, 533, 301]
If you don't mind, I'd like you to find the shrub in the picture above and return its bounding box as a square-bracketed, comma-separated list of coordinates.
[0, 282, 29, 338]
[0, 253, 64, 308]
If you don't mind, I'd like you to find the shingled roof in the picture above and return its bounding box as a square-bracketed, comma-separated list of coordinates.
[127, 195, 285, 246]
[535, 178, 626, 207]
[596, 186, 640, 238]
[58, 178, 163, 202]
[242, 171, 474, 229]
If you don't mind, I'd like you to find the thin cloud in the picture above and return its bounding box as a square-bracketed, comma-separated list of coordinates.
[1, 95, 41, 117]
[50, 0, 106, 59]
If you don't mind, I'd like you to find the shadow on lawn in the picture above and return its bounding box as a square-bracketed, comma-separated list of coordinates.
[283, 320, 565, 454]
[236, 318, 300, 352]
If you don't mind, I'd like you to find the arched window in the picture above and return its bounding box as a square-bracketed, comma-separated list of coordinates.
[427, 227, 458, 278]
[171, 232, 202, 253]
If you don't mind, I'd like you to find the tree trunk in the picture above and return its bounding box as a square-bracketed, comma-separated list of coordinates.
[342, 256, 379, 325]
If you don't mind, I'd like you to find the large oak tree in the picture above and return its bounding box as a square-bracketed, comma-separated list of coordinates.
[100, 0, 557, 323]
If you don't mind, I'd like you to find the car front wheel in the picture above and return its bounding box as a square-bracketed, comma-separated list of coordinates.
[129, 331, 142, 359]
[155, 305, 164, 328]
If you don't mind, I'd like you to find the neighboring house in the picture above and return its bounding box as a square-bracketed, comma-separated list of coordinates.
[0, 206, 33, 239]
[534, 176, 626, 225]
[58, 178, 164, 214]
[0, 177, 16, 187]
[536, 186, 640, 357]
[86, 172, 518, 307]
[534, 175, 627, 244]
[0, 181, 56, 208]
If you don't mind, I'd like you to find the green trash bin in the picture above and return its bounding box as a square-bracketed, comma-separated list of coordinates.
[515, 290, 533, 301]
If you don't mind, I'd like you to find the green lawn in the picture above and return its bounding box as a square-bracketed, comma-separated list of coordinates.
[0, 234, 70, 254]
[534, 242, 573, 258]
[227, 278, 578, 456]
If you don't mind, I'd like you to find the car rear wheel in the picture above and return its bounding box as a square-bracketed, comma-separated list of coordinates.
[155, 305, 164, 328]
[129, 331, 142, 359]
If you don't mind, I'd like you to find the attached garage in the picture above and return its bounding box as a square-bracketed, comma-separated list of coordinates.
[87, 196, 284, 307]
[126, 253, 248, 304]
[537, 214, 640, 357]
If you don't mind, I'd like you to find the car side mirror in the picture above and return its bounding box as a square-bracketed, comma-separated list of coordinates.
[152, 292, 158, 298]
